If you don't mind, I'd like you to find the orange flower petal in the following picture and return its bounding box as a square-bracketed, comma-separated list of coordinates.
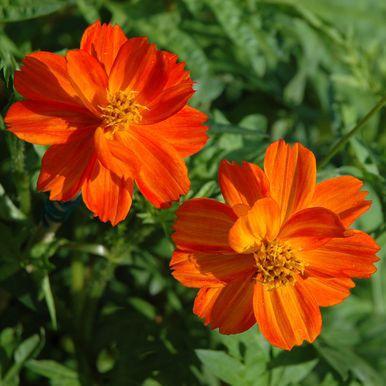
[194, 277, 256, 334]
[82, 160, 133, 226]
[279, 207, 346, 250]
[300, 230, 379, 278]
[253, 280, 321, 350]
[264, 140, 316, 223]
[14, 51, 83, 106]
[228, 198, 281, 253]
[301, 276, 354, 307]
[143, 106, 208, 157]
[37, 138, 96, 201]
[310, 176, 371, 227]
[161, 51, 191, 89]
[108, 37, 156, 93]
[219, 160, 269, 210]
[172, 198, 237, 253]
[80, 20, 127, 75]
[140, 82, 194, 125]
[5, 101, 97, 145]
[94, 127, 138, 179]
[66, 49, 108, 115]
[193, 287, 222, 326]
[170, 250, 255, 288]
[117, 129, 190, 208]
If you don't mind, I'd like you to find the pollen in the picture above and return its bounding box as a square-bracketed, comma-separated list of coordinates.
[100, 90, 147, 132]
[254, 240, 305, 289]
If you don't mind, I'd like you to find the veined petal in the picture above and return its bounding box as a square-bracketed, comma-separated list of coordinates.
[140, 82, 194, 125]
[161, 51, 191, 89]
[310, 176, 371, 227]
[300, 230, 379, 278]
[37, 138, 96, 201]
[279, 207, 346, 250]
[170, 250, 255, 288]
[194, 276, 256, 334]
[253, 280, 321, 350]
[5, 101, 97, 145]
[172, 198, 237, 253]
[66, 49, 108, 115]
[194, 287, 222, 326]
[14, 51, 83, 106]
[108, 37, 156, 93]
[117, 129, 190, 208]
[80, 20, 127, 74]
[82, 160, 133, 226]
[143, 106, 208, 157]
[264, 140, 316, 223]
[94, 127, 138, 179]
[301, 276, 354, 307]
[228, 198, 281, 254]
[219, 160, 269, 211]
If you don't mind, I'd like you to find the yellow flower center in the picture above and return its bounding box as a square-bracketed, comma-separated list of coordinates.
[254, 240, 305, 289]
[100, 90, 147, 132]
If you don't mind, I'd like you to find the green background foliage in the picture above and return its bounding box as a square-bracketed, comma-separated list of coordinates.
[0, 0, 385, 385]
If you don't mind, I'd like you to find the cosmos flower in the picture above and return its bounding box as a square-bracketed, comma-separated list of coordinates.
[5, 21, 207, 225]
[170, 140, 379, 350]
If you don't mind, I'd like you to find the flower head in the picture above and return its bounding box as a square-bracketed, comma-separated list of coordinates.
[170, 140, 379, 350]
[5, 21, 208, 225]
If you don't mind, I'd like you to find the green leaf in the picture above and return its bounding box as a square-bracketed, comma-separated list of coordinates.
[3, 332, 44, 384]
[271, 358, 318, 386]
[196, 349, 246, 385]
[25, 359, 79, 383]
[315, 342, 383, 386]
[42, 275, 57, 330]
[0, 184, 26, 221]
[0, 0, 73, 22]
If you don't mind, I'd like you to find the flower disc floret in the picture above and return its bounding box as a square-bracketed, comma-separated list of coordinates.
[100, 90, 147, 133]
[254, 240, 305, 289]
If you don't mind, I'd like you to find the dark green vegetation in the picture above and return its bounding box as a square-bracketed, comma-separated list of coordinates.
[0, 0, 386, 385]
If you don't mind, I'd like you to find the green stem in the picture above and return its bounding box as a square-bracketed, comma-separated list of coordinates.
[71, 258, 114, 386]
[318, 95, 386, 169]
[5, 135, 31, 215]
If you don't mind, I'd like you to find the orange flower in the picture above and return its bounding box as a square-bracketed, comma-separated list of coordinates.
[170, 140, 379, 350]
[5, 21, 207, 225]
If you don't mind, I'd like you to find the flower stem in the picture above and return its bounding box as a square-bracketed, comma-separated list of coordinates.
[318, 95, 386, 169]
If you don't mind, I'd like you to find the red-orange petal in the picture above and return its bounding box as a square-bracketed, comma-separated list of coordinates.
[14, 51, 83, 106]
[117, 129, 190, 208]
[228, 198, 281, 254]
[193, 287, 222, 326]
[194, 276, 256, 334]
[278, 207, 346, 250]
[5, 101, 97, 145]
[301, 276, 355, 307]
[80, 20, 128, 75]
[170, 250, 255, 288]
[253, 280, 322, 350]
[143, 106, 208, 157]
[219, 160, 269, 210]
[37, 138, 96, 201]
[108, 37, 155, 93]
[310, 176, 371, 227]
[94, 127, 138, 179]
[66, 49, 108, 115]
[172, 198, 237, 253]
[82, 160, 133, 226]
[300, 230, 379, 278]
[264, 140, 316, 223]
[140, 82, 194, 125]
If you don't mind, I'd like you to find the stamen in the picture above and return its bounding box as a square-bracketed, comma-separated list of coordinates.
[253, 240, 305, 289]
[100, 90, 147, 134]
